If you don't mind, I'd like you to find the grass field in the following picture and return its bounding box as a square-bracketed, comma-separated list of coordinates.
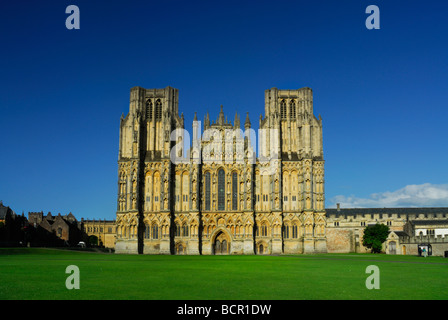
[0, 248, 447, 300]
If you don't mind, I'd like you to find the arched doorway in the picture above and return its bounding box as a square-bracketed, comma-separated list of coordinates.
[176, 243, 185, 255]
[213, 231, 230, 255]
[389, 241, 396, 255]
[256, 242, 268, 255]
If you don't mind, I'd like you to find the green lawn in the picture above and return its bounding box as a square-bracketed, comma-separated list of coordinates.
[0, 248, 447, 300]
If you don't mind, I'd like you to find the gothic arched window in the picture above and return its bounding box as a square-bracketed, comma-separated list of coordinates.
[292, 224, 298, 238]
[144, 224, 150, 239]
[146, 99, 152, 120]
[261, 223, 268, 237]
[218, 169, 225, 210]
[175, 223, 181, 237]
[152, 224, 158, 239]
[289, 99, 296, 118]
[205, 172, 211, 211]
[280, 99, 287, 119]
[155, 99, 162, 120]
[283, 225, 289, 239]
[182, 224, 189, 237]
[232, 172, 238, 210]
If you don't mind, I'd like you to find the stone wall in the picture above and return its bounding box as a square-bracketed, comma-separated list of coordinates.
[398, 234, 448, 256]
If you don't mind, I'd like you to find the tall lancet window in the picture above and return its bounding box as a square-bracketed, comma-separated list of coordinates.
[218, 169, 225, 210]
[289, 99, 296, 118]
[205, 172, 211, 211]
[232, 172, 238, 210]
[155, 99, 162, 120]
[280, 99, 287, 119]
[146, 99, 152, 120]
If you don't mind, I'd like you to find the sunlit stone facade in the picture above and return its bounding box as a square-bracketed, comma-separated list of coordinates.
[115, 86, 326, 254]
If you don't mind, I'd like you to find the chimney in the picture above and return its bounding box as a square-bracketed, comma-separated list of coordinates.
[337, 203, 340, 212]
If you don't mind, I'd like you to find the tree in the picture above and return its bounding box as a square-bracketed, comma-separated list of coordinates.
[362, 223, 389, 253]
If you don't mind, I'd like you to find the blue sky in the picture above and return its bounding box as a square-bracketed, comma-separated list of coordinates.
[1, 0, 447, 220]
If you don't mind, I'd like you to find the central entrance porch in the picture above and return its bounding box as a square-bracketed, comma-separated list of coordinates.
[213, 230, 230, 255]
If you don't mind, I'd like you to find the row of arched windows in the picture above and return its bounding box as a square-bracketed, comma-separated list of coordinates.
[118, 225, 138, 239]
[126, 168, 308, 213]
[146, 99, 162, 120]
[123, 222, 304, 240]
[175, 224, 190, 237]
[145, 171, 161, 211]
[175, 172, 190, 211]
[144, 224, 159, 239]
[254, 224, 299, 239]
[283, 225, 298, 239]
[280, 99, 296, 119]
[204, 169, 239, 211]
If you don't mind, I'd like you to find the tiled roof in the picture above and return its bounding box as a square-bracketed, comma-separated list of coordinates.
[411, 220, 448, 226]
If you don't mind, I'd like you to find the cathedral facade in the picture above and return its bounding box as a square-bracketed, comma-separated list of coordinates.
[115, 86, 326, 254]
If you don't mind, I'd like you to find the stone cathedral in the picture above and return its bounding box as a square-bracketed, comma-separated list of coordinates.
[115, 86, 326, 254]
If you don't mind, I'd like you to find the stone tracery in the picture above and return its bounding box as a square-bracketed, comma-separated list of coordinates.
[115, 86, 326, 254]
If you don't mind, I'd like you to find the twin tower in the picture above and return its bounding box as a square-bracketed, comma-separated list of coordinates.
[115, 86, 326, 254]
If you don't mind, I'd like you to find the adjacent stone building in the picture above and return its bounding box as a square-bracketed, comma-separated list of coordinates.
[115, 86, 326, 254]
[28, 211, 82, 245]
[82, 218, 116, 248]
[27, 211, 116, 248]
[326, 206, 448, 256]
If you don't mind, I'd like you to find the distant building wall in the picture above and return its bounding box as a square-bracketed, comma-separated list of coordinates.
[396, 234, 448, 256]
[326, 206, 448, 256]
[82, 219, 116, 248]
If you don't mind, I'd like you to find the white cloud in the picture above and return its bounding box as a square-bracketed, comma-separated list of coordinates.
[329, 183, 448, 208]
